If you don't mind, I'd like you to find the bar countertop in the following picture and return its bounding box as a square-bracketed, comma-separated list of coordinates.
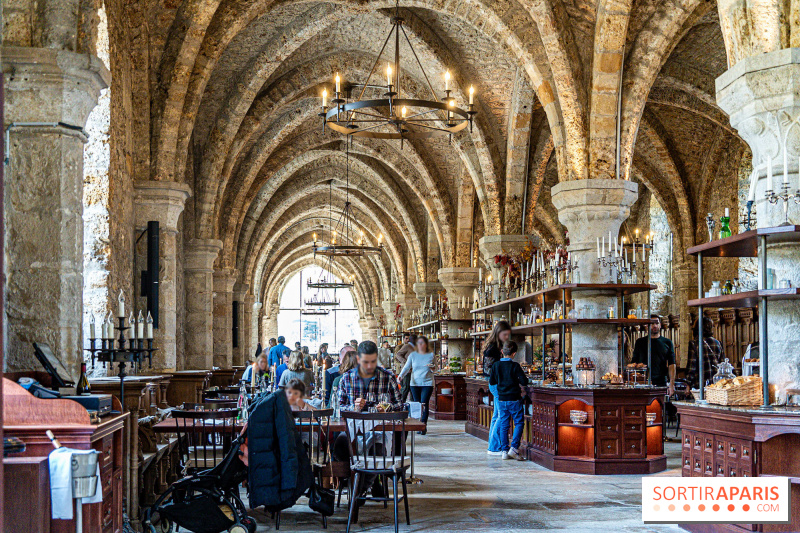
[675, 400, 800, 416]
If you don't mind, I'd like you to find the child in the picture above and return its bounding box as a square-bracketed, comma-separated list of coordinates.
[285, 378, 314, 411]
[488, 340, 529, 460]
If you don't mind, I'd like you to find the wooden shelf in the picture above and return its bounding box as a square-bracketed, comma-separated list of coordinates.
[408, 319, 439, 330]
[442, 337, 473, 342]
[470, 330, 491, 337]
[687, 225, 800, 258]
[688, 288, 800, 308]
[471, 283, 656, 314]
[437, 393, 454, 398]
[558, 422, 593, 428]
[409, 317, 473, 330]
[511, 318, 652, 333]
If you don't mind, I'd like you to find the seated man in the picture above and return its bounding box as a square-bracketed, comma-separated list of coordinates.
[338, 340, 403, 413]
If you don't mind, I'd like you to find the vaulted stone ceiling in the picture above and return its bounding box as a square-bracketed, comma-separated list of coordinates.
[105, 0, 740, 320]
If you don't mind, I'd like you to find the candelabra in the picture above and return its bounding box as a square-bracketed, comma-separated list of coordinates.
[742, 201, 755, 231]
[85, 316, 156, 402]
[765, 183, 800, 227]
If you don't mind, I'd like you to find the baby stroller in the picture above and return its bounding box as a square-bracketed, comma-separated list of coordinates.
[144, 433, 256, 533]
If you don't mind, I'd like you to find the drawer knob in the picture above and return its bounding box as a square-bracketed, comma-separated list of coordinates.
[730, 446, 735, 453]
[607, 426, 612, 430]
[607, 445, 611, 449]
[631, 445, 636, 449]
[743, 449, 748, 456]
[718, 443, 723, 451]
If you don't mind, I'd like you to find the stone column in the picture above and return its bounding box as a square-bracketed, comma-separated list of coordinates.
[134, 181, 192, 371]
[396, 292, 419, 330]
[382, 300, 397, 333]
[551, 179, 639, 377]
[413, 282, 444, 310]
[231, 283, 249, 366]
[438, 267, 480, 320]
[240, 293, 255, 365]
[183, 239, 222, 370]
[716, 49, 800, 400]
[213, 269, 237, 368]
[478, 235, 530, 301]
[3, 46, 108, 372]
[366, 313, 380, 342]
[264, 304, 279, 339]
[251, 301, 263, 355]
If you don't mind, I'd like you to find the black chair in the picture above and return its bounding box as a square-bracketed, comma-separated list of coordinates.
[171, 409, 238, 474]
[342, 411, 410, 533]
[295, 409, 335, 528]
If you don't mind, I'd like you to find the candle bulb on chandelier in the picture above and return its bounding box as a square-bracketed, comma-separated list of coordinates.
[401, 106, 407, 119]
[117, 290, 125, 318]
[129, 312, 136, 341]
[469, 85, 474, 105]
[335, 73, 340, 93]
[768, 156, 775, 191]
[89, 315, 96, 339]
[137, 311, 144, 339]
[387, 64, 392, 87]
[146, 312, 154, 339]
[321, 89, 327, 109]
[444, 70, 450, 91]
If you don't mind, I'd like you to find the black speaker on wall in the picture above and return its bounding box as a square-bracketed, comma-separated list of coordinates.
[140, 220, 159, 328]
[232, 301, 239, 349]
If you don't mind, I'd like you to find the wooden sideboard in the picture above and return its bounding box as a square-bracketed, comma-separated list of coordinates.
[677, 402, 800, 532]
[163, 370, 211, 406]
[465, 377, 666, 474]
[431, 374, 467, 420]
[3, 456, 51, 532]
[209, 368, 236, 388]
[3, 378, 127, 533]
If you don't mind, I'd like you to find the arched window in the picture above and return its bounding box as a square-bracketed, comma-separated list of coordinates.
[277, 266, 362, 353]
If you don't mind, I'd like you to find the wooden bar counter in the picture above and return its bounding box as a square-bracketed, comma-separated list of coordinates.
[466, 377, 667, 474]
[431, 373, 467, 420]
[676, 402, 800, 532]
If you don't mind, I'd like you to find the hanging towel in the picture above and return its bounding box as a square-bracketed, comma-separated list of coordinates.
[48, 447, 103, 520]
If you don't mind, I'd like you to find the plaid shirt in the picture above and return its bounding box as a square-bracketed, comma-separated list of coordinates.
[337, 367, 403, 412]
[686, 337, 724, 389]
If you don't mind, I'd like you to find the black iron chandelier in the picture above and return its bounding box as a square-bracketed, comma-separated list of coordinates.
[312, 143, 383, 257]
[304, 290, 341, 307]
[301, 308, 330, 316]
[307, 260, 355, 290]
[319, 1, 476, 141]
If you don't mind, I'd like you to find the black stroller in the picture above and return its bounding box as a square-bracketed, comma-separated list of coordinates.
[143, 433, 256, 533]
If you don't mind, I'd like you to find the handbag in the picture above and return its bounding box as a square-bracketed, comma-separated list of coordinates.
[308, 482, 335, 516]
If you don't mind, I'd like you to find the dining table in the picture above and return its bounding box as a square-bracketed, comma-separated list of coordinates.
[152, 413, 427, 481]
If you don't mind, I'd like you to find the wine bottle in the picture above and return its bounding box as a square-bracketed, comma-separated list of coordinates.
[76, 362, 91, 395]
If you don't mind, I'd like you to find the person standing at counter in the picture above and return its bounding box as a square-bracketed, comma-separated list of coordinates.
[398, 335, 435, 432]
[632, 314, 676, 395]
[488, 340, 528, 461]
[483, 320, 512, 456]
[394, 333, 416, 402]
[685, 316, 723, 391]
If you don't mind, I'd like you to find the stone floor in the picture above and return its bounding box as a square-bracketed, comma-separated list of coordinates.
[243, 420, 685, 532]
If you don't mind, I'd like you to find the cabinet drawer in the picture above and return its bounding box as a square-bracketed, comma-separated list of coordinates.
[703, 458, 714, 476]
[101, 465, 113, 497]
[598, 438, 620, 457]
[597, 407, 619, 419]
[623, 422, 643, 433]
[597, 420, 619, 433]
[96, 435, 114, 469]
[102, 493, 114, 528]
[623, 407, 643, 419]
[715, 438, 726, 454]
[623, 437, 644, 457]
[683, 432, 692, 448]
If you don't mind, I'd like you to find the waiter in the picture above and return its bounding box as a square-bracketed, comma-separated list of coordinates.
[632, 314, 676, 395]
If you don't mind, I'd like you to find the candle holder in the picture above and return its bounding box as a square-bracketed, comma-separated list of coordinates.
[705, 213, 716, 242]
[765, 183, 799, 227]
[85, 316, 156, 402]
[742, 200, 755, 231]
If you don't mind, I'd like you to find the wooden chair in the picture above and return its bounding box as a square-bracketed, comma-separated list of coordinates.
[342, 411, 410, 533]
[296, 409, 335, 528]
[171, 409, 238, 474]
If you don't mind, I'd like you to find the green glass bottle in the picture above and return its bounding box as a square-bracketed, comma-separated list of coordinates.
[719, 208, 732, 239]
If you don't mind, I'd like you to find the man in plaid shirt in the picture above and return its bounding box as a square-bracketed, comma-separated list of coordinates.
[685, 316, 724, 390]
[338, 340, 403, 412]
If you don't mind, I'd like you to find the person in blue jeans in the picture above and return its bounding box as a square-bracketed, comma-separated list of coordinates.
[482, 320, 512, 455]
[488, 340, 529, 460]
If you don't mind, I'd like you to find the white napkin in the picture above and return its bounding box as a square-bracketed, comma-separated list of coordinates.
[407, 401, 423, 420]
[48, 448, 103, 520]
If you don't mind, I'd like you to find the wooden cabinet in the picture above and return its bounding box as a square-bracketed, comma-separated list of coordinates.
[431, 374, 467, 420]
[3, 457, 51, 532]
[677, 402, 800, 532]
[2, 378, 127, 533]
[164, 370, 211, 406]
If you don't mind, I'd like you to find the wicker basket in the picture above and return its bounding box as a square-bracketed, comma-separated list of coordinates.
[704, 378, 763, 406]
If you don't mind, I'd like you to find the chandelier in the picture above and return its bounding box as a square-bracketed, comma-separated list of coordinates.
[312, 143, 383, 256]
[304, 290, 341, 307]
[308, 262, 355, 290]
[319, 1, 476, 141]
[301, 308, 330, 316]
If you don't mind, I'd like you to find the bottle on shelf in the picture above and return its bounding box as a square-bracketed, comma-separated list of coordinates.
[76, 362, 91, 395]
[719, 208, 732, 239]
[723, 279, 733, 295]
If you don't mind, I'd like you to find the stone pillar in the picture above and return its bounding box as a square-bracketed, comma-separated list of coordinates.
[716, 49, 800, 399]
[478, 235, 530, 301]
[366, 313, 380, 341]
[551, 179, 639, 377]
[413, 282, 444, 310]
[382, 300, 397, 333]
[3, 46, 108, 372]
[396, 292, 419, 330]
[231, 283, 249, 366]
[213, 269, 237, 368]
[438, 267, 480, 320]
[672, 258, 698, 369]
[264, 304, 279, 340]
[251, 301, 263, 355]
[134, 181, 192, 371]
[183, 239, 222, 370]
[239, 293, 255, 365]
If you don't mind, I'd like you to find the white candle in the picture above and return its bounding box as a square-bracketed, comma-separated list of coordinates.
[89, 315, 96, 339]
[335, 73, 340, 93]
[633, 242, 636, 261]
[321, 89, 327, 108]
[146, 312, 153, 339]
[445, 70, 450, 91]
[387, 64, 392, 86]
[748, 167, 757, 202]
[615, 238, 618, 257]
[601, 236, 605, 257]
[768, 157, 775, 191]
[597, 237, 600, 259]
[137, 311, 144, 339]
[117, 289, 125, 318]
[479, 268, 482, 282]
[469, 85, 474, 105]
[129, 312, 136, 340]
[724, 207, 730, 218]
[784, 149, 790, 186]
[609, 231, 612, 251]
